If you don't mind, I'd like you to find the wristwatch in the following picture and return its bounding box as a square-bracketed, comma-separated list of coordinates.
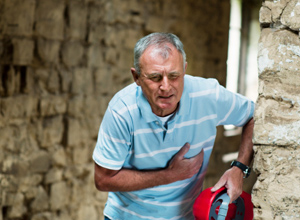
[231, 160, 251, 178]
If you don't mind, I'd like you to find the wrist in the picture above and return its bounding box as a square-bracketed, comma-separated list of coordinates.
[230, 166, 244, 178]
[230, 160, 251, 178]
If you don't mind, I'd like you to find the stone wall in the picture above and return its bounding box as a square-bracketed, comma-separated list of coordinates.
[253, 0, 300, 219]
[0, 0, 231, 219]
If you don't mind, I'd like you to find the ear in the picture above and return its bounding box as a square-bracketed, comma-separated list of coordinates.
[131, 68, 140, 86]
[184, 62, 188, 74]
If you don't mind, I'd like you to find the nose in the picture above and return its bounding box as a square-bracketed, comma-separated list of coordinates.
[160, 76, 171, 91]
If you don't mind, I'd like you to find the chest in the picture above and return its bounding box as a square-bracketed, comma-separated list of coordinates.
[126, 116, 217, 170]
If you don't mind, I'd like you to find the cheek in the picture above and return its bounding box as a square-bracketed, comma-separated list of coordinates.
[142, 83, 159, 98]
[147, 83, 159, 93]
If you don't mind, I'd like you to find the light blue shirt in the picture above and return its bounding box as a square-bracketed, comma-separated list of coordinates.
[93, 75, 255, 220]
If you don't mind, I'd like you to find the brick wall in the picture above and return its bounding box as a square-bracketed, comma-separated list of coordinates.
[252, 0, 300, 219]
[0, 0, 231, 219]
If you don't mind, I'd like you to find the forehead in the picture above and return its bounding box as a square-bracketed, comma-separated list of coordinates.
[140, 44, 183, 69]
[142, 43, 179, 58]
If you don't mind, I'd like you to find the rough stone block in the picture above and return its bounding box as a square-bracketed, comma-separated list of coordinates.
[94, 66, 113, 95]
[35, 0, 65, 40]
[73, 146, 90, 165]
[50, 182, 70, 210]
[87, 5, 105, 43]
[12, 38, 34, 65]
[83, 97, 101, 138]
[254, 97, 300, 146]
[259, 6, 272, 24]
[7, 192, 27, 218]
[281, 0, 300, 31]
[67, 118, 89, 147]
[40, 95, 67, 116]
[71, 68, 93, 95]
[31, 213, 53, 220]
[123, 29, 142, 50]
[30, 186, 49, 212]
[77, 205, 98, 220]
[145, 16, 164, 32]
[113, 0, 131, 24]
[2, 158, 30, 177]
[253, 146, 300, 219]
[34, 68, 50, 95]
[258, 79, 300, 102]
[29, 150, 51, 173]
[54, 211, 72, 220]
[105, 47, 118, 64]
[51, 146, 67, 167]
[258, 29, 300, 76]
[87, 43, 103, 68]
[47, 69, 60, 94]
[0, 127, 14, 154]
[2, 66, 17, 96]
[34, 68, 61, 94]
[58, 68, 73, 93]
[1, 95, 38, 119]
[68, 96, 84, 118]
[62, 41, 84, 67]
[102, 1, 114, 23]
[104, 27, 117, 46]
[67, 1, 87, 40]
[45, 168, 63, 184]
[38, 116, 64, 148]
[271, 0, 289, 22]
[118, 48, 133, 73]
[37, 39, 61, 64]
[2, 0, 35, 36]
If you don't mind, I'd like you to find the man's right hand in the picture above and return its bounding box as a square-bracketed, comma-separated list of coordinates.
[167, 143, 204, 182]
[94, 143, 204, 192]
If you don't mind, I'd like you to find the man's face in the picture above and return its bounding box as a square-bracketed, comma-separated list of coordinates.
[131, 44, 187, 117]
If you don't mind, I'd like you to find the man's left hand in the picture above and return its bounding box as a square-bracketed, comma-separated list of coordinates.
[210, 166, 244, 203]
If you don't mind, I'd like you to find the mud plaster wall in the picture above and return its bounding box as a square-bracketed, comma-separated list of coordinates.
[0, 0, 235, 219]
[252, 0, 300, 219]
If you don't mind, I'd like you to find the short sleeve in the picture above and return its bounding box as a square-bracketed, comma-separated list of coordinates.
[92, 105, 132, 170]
[216, 84, 255, 126]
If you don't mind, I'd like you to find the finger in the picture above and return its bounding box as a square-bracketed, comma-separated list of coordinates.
[227, 187, 242, 203]
[196, 148, 204, 161]
[227, 190, 237, 204]
[211, 179, 226, 192]
[176, 143, 190, 159]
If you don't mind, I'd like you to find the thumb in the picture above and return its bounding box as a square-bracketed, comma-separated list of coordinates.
[176, 143, 190, 159]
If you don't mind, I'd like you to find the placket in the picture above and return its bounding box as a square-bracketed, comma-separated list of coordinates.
[163, 119, 175, 142]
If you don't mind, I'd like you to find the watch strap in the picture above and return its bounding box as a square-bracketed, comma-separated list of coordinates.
[231, 160, 251, 178]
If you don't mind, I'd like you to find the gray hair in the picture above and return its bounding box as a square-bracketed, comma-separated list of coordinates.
[133, 33, 186, 75]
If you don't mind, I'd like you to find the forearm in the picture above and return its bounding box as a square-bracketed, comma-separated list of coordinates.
[94, 144, 204, 192]
[236, 117, 254, 166]
[95, 166, 174, 192]
[211, 118, 254, 202]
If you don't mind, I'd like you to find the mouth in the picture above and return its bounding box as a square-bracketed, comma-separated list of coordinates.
[158, 95, 174, 100]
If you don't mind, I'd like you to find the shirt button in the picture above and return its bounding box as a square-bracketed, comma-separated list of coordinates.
[155, 121, 159, 125]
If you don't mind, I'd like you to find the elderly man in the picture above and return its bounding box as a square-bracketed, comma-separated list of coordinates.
[93, 32, 254, 220]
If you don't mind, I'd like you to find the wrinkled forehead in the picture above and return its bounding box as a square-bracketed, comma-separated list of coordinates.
[142, 43, 180, 61]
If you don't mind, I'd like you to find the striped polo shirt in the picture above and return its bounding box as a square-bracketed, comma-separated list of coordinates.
[93, 74, 255, 220]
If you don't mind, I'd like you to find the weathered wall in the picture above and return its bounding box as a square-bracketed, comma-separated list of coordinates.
[0, 0, 231, 219]
[253, 0, 300, 219]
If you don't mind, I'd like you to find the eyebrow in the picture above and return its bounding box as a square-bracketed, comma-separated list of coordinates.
[146, 71, 181, 76]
